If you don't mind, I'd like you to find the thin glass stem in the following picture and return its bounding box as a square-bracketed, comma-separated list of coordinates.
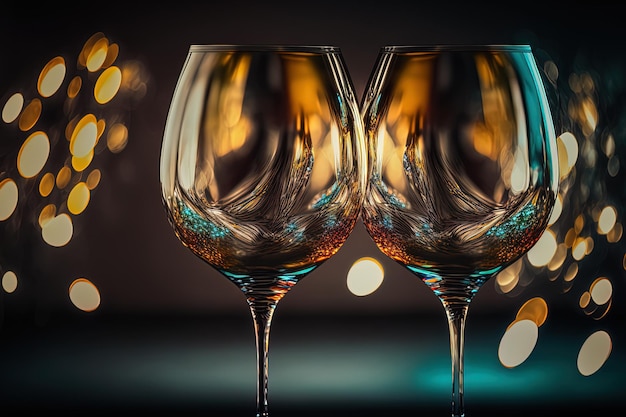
[444, 302, 469, 417]
[249, 300, 277, 417]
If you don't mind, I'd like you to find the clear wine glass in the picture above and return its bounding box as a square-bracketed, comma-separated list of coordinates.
[159, 45, 366, 416]
[360, 45, 559, 416]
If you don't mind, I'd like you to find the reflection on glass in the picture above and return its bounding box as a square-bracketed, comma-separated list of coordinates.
[160, 45, 366, 416]
[360, 45, 559, 416]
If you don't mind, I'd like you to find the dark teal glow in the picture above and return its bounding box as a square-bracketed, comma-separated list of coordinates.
[178, 201, 230, 239]
[312, 182, 339, 209]
[486, 202, 537, 239]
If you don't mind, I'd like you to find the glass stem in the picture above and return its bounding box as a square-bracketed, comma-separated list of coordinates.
[249, 300, 277, 417]
[444, 301, 469, 417]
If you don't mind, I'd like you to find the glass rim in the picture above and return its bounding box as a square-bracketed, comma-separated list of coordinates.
[381, 44, 532, 53]
[189, 44, 341, 53]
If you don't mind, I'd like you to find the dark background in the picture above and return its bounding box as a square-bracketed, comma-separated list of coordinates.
[1, 1, 625, 415]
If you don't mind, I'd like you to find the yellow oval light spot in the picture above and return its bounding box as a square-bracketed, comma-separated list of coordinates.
[38, 204, 56, 227]
[41, 213, 73, 247]
[527, 229, 557, 267]
[67, 76, 82, 99]
[498, 319, 538, 368]
[579, 291, 591, 309]
[607, 223, 623, 243]
[2, 270, 18, 293]
[572, 237, 588, 261]
[590, 277, 612, 305]
[69, 278, 101, 312]
[103, 42, 119, 68]
[56, 166, 72, 189]
[107, 123, 128, 153]
[557, 131, 578, 178]
[495, 260, 522, 294]
[18, 98, 42, 131]
[577, 330, 612, 376]
[17, 131, 50, 178]
[547, 243, 567, 271]
[86, 169, 101, 190]
[39, 172, 55, 197]
[0, 178, 19, 221]
[515, 297, 548, 327]
[86, 38, 109, 72]
[95, 66, 122, 104]
[38, 56, 66, 98]
[346, 257, 384, 296]
[67, 182, 90, 215]
[70, 114, 98, 157]
[79, 32, 107, 69]
[597, 206, 617, 235]
[564, 263, 578, 282]
[72, 149, 94, 172]
[2, 92, 24, 123]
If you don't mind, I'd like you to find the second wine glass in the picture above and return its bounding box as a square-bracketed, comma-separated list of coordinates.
[160, 45, 367, 416]
[360, 45, 559, 416]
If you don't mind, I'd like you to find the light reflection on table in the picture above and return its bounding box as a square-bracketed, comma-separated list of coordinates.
[0, 311, 621, 415]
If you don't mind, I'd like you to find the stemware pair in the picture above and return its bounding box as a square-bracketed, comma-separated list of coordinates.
[160, 44, 559, 416]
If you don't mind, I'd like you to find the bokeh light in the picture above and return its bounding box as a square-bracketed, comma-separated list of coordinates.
[69, 278, 101, 312]
[498, 319, 539, 368]
[37, 56, 66, 98]
[577, 330, 612, 376]
[346, 257, 384, 296]
[0, 31, 149, 313]
[41, 213, 73, 247]
[17, 131, 50, 178]
[1, 92, 24, 123]
[2, 270, 18, 293]
[0, 178, 19, 221]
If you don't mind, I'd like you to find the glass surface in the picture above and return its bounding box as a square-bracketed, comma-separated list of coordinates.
[360, 45, 559, 416]
[160, 44, 366, 416]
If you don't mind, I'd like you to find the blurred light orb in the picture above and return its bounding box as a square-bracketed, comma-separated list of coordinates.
[572, 237, 588, 261]
[67, 182, 90, 215]
[41, 213, 73, 247]
[38, 56, 66, 98]
[2, 270, 18, 293]
[39, 172, 55, 197]
[590, 277, 612, 305]
[577, 330, 612, 376]
[347, 257, 384, 296]
[69, 278, 101, 312]
[498, 319, 538, 368]
[67, 75, 82, 98]
[515, 297, 548, 327]
[0, 178, 19, 221]
[597, 206, 617, 235]
[86, 38, 109, 72]
[495, 260, 522, 294]
[86, 169, 101, 190]
[95, 66, 122, 104]
[56, 165, 72, 189]
[2, 92, 24, 123]
[38, 204, 57, 227]
[18, 98, 42, 131]
[107, 123, 128, 153]
[557, 131, 579, 178]
[70, 114, 98, 158]
[72, 149, 94, 172]
[527, 229, 557, 267]
[17, 131, 50, 178]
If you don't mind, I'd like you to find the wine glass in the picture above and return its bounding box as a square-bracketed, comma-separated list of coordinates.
[360, 45, 559, 416]
[159, 45, 366, 416]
